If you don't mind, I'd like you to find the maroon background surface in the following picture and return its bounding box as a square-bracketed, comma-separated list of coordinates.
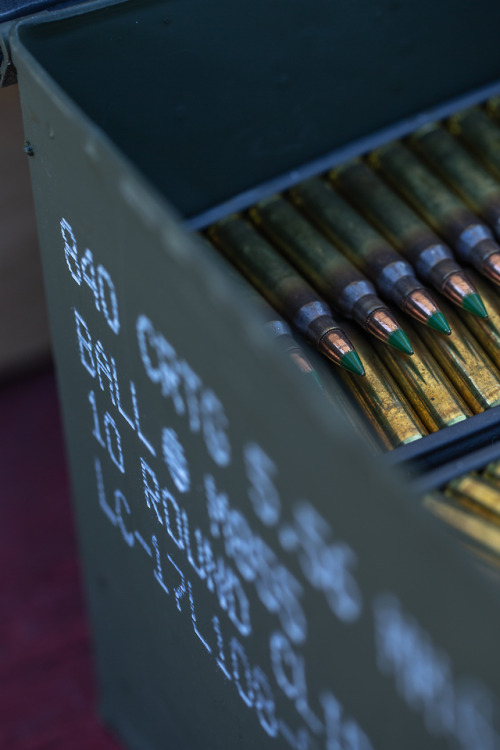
[0, 367, 121, 749]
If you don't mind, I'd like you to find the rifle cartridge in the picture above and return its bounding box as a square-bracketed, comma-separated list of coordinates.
[411, 123, 500, 243]
[334, 322, 428, 449]
[249, 195, 413, 353]
[370, 141, 500, 286]
[332, 159, 486, 318]
[208, 215, 364, 375]
[290, 177, 449, 333]
[413, 299, 500, 413]
[372, 326, 472, 432]
[450, 107, 500, 183]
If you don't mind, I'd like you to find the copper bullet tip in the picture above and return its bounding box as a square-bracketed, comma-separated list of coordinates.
[365, 309, 413, 353]
[482, 252, 500, 286]
[441, 272, 487, 317]
[403, 289, 450, 333]
[318, 330, 365, 375]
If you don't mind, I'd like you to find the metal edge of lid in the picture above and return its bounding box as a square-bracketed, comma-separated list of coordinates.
[187, 78, 500, 232]
[1, 0, 129, 86]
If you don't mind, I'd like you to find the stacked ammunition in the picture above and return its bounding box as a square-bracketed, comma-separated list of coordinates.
[424, 462, 500, 570]
[204, 98, 500, 453]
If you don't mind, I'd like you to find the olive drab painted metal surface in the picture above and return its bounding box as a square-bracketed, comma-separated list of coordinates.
[10, 1, 500, 749]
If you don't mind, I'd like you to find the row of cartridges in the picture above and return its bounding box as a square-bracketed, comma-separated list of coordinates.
[203, 100, 500, 451]
[425, 460, 500, 571]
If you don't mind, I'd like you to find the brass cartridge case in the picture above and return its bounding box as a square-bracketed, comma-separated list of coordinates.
[289, 177, 429, 310]
[413, 300, 500, 413]
[336, 322, 427, 449]
[484, 459, 500, 485]
[370, 141, 500, 273]
[249, 195, 399, 337]
[424, 491, 500, 559]
[332, 159, 466, 295]
[449, 107, 500, 183]
[373, 327, 472, 432]
[208, 214, 336, 334]
[312, 356, 384, 453]
[411, 123, 500, 240]
[446, 474, 500, 523]
[202, 233, 321, 382]
[207, 215, 362, 372]
[487, 97, 500, 125]
[458, 270, 500, 370]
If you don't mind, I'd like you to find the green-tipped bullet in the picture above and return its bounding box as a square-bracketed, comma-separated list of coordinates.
[208, 215, 364, 375]
[249, 195, 409, 355]
[462, 293, 488, 319]
[427, 311, 452, 335]
[388, 329, 414, 355]
[340, 351, 366, 376]
[332, 159, 487, 320]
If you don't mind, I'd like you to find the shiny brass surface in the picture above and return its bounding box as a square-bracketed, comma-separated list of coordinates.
[446, 474, 500, 522]
[333, 159, 483, 312]
[414, 300, 500, 412]
[248, 194, 404, 344]
[373, 326, 471, 432]
[335, 323, 427, 449]
[459, 271, 500, 368]
[207, 214, 362, 371]
[424, 491, 500, 559]
[290, 176, 441, 322]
